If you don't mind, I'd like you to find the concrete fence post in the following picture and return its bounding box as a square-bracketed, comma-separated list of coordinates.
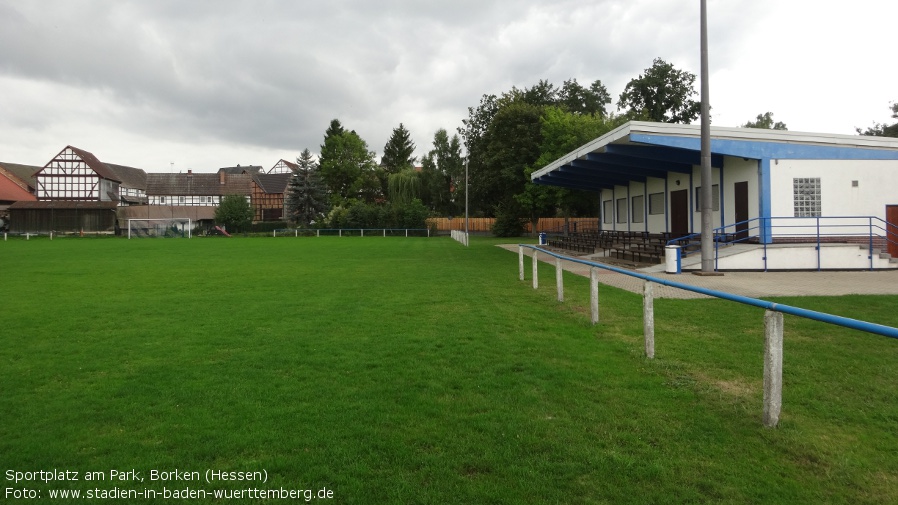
[518, 246, 525, 281]
[555, 258, 564, 302]
[590, 267, 599, 325]
[532, 251, 539, 289]
[643, 281, 655, 358]
[763, 310, 784, 428]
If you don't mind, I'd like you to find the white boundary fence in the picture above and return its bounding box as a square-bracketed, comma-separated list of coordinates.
[271, 228, 430, 237]
[450, 230, 469, 246]
[518, 244, 898, 428]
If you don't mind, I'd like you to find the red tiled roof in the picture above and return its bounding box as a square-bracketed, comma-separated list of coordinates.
[0, 172, 36, 202]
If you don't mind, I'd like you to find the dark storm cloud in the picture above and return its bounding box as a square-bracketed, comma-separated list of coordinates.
[1, 0, 896, 170]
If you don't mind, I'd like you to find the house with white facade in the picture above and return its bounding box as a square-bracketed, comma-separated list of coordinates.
[531, 121, 898, 270]
[8, 146, 147, 233]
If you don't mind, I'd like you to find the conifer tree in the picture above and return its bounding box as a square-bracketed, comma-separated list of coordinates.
[285, 148, 329, 226]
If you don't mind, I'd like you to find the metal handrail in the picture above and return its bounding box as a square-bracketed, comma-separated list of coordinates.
[518, 244, 898, 340]
[666, 216, 897, 271]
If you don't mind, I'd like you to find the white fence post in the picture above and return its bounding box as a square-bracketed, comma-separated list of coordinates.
[555, 257, 564, 302]
[532, 251, 539, 289]
[590, 267, 599, 325]
[519, 246, 525, 281]
[643, 281, 655, 358]
[763, 310, 784, 428]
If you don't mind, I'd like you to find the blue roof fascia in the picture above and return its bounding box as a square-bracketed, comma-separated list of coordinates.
[585, 152, 689, 176]
[629, 133, 898, 160]
[534, 176, 609, 191]
[604, 143, 724, 168]
[542, 169, 620, 188]
[568, 160, 650, 183]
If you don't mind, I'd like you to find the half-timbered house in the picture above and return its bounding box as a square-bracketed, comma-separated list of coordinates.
[146, 171, 252, 207]
[8, 146, 147, 233]
[267, 159, 298, 174]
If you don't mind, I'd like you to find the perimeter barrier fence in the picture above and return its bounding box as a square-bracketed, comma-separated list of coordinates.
[517, 244, 898, 428]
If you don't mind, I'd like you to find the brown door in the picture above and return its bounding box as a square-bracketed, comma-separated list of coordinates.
[734, 181, 749, 241]
[887, 205, 898, 257]
[670, 189, 689, 239]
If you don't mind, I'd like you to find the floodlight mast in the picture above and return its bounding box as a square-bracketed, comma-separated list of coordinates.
[464, 157, 469, 246]
[699, 0, 714, 273]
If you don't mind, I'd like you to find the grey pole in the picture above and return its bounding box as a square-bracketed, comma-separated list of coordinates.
[699, 0, 714, 273]
[464, 157, 469, 247]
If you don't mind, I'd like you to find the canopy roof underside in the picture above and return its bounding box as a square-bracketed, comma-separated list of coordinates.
[531, 121, 898, 191]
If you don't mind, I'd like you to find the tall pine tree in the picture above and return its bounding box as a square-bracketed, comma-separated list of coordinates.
[381, 123, 416, 174]
[285, 148, 329, 226]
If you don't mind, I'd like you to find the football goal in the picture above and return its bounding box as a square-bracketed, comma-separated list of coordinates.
[127, 218, 192, 239]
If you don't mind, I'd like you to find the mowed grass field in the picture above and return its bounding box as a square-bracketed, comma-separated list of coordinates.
[1, 235, 897, 504]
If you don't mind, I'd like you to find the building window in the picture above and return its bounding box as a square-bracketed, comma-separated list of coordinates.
[160, 196, 166, 204]
[179, 196, 185, 203]
[648, 192, 664, 215]
[616, 198, 627, 224]
[793, 177, 821, 217]
[603, 200, 612, 224]
[695, 184, 720, 211]
[632, 195, 645, 223]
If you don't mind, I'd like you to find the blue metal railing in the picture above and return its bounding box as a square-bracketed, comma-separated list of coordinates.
[667, 216, 898, 271]
[518, 244, 898, 339]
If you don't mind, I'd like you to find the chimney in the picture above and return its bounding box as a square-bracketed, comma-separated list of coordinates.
[187, 169, 192, 175]
[219, 171, 225, 185]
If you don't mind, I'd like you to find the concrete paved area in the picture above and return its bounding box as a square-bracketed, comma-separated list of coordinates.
[500, 244, 898, 300]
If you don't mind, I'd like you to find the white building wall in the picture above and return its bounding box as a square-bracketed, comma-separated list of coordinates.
[690, 164, 722, 232]
[771, 159, 897, 217]
[645, 177, 667, 233]
[769, 159, 898, 237]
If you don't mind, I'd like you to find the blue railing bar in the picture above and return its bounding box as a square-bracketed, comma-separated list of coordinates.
[518, 244, 898, 340]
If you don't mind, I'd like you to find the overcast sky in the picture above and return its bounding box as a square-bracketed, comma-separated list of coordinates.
[1, 0, 896, 172]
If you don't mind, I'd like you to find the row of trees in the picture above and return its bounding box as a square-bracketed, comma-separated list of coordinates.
[274, 56, 896, 236]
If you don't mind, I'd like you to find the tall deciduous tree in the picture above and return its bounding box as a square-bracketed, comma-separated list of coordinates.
[419, 128, 464, 215]
[618, 57, 701, 123]
[742, 112, 787, 130]
[517, 107, 626, 232]
[857, 102, 898, 137]
[285, 148, 329, 226]
[318, 120, 379, 206]
[558, 78, 612, 116]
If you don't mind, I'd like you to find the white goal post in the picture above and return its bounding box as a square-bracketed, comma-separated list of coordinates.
[127, 218, 192, 239]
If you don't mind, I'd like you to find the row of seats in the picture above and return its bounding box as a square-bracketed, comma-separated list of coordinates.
[546, 230, 675, 263]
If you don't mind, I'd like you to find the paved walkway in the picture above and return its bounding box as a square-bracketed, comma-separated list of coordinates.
[499, 245, 898, 300]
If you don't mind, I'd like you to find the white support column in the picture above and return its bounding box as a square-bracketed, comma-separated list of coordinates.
[763, 310, 784, 428]
[518, 246, 525, 281]
[555, 257, 564, 302]
[532, 251, 539, 289]
[643, 281, 655, 359]
[590, 267, 599, 325]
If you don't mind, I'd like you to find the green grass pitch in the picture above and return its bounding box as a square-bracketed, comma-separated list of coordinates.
[1, 236, 897, 504]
